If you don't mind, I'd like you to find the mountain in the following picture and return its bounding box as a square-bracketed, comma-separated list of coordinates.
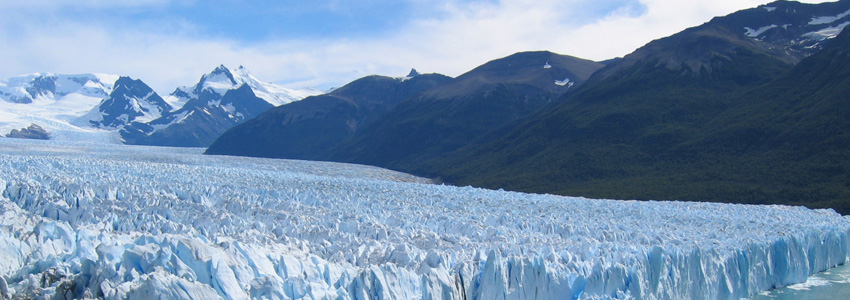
[326, 51, 604, 172]
[0, 73, 120, 141]
[0, 66, 318, 144]
[591, 0, 850, 82]
[205, 51, 603, 165]
[714, 0, 850, 60]
[77, 76, 172, 129]
[0, 73, 116, 104]
[431, 1, 850, 213]
[168, 64, 315, 108]
[121, 65, 318, 147]
[205, 70, 453, 158]
[205, 1, 850, 215]
[679, 21, 850, 213]
[121, 84, 273, 147]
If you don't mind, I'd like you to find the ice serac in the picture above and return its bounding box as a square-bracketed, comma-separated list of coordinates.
[0, 139, 849, 299]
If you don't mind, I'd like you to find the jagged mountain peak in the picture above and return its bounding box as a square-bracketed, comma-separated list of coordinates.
[407, 68, 420, 78]
[396, 68, 421, 82]
[77, 76, 171, 129]
[113, 76, 146, 90]
[169, 64, 319, 108]
[195, 65, 239, 95]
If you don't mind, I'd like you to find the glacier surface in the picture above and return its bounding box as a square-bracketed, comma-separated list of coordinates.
[0, 139, 849, 299]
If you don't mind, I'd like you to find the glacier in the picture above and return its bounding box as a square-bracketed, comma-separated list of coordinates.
[0, 138, 849, 299]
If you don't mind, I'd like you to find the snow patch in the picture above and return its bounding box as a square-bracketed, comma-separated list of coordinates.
[809, 8, 850, 25]
[803, 21, 850, 41]
[150, 111, 192, 132]
[131, 91, 167, 124]
[555, 78, 574, 87]
[763, 6, 777, 12]
[745, 25, 779, 38]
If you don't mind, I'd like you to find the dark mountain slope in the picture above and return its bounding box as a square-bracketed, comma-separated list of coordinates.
[327, 51, 603, 172]
[592, 0, 850, 81]
[709, 0, 850, 61]
[669, 25, 850, 212]
[436, 22, 850, 213]
[429, 21, 800, 205]
[205, 73, 453, 158]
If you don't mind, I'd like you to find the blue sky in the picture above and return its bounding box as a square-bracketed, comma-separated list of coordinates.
[0, 0, 833, 93]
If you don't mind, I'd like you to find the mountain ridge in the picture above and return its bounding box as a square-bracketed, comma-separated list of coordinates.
[324, 51, 604, 171]
[0, 66, 318, 144]
[429, 2, 850, 213]
[205, 72, 454, 158]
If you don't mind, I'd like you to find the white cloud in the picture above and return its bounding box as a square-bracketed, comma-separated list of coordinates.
[0, 0, 838, 94]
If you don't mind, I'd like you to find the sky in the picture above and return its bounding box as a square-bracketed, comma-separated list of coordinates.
[0, 0, 836, 93]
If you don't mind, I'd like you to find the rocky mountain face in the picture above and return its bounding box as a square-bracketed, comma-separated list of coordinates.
[5, 123, 50, 140]
[78, 76, 172, 129]
[121, 66, 280, 147]
[122, 84, 272, 147]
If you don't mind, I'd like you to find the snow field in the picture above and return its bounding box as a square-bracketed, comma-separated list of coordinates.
[0, 138, 849, 299]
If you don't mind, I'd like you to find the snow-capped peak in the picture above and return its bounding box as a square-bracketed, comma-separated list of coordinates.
[76, 76, 172, 129]
[196, 64, 239, 96]
[168, 65, 321, 108]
